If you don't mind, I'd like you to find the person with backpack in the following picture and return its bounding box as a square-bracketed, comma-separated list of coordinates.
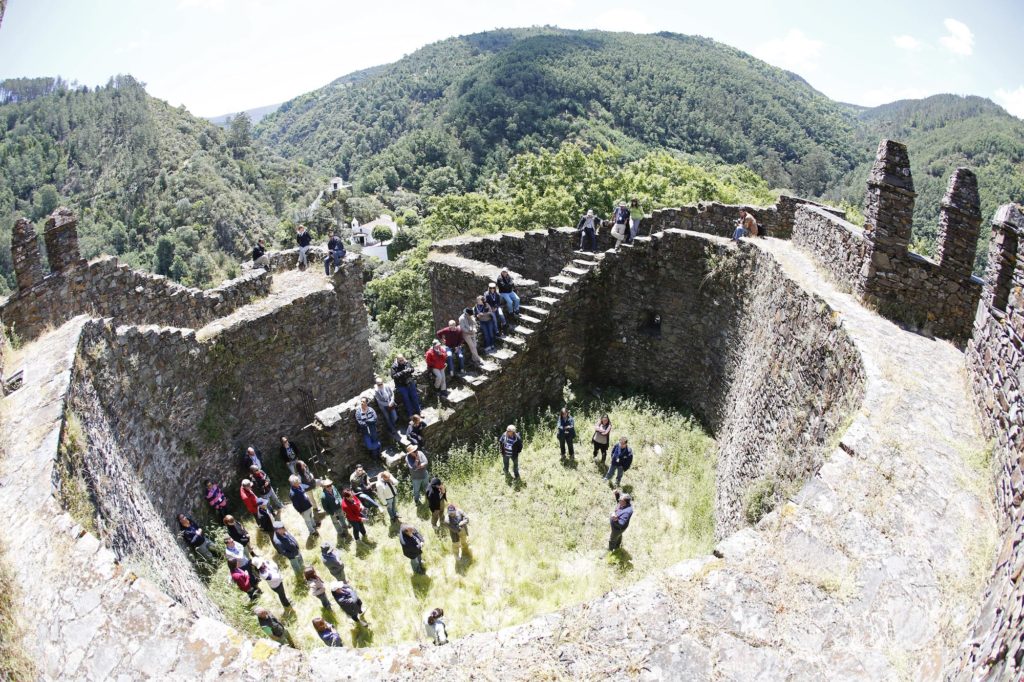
[556, 407, 576, 460]
[604, 436, 634, 486]
[576, 209, 600, 252]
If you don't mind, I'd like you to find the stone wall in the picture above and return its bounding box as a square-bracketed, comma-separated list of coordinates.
[426, 253, 540, 331]
[953, 203, 1024, 681]
[640, 195, 845, 240]
[0, 256, 272, 341]
[792, 140, 983, 346]
[586, 231, 865, 536]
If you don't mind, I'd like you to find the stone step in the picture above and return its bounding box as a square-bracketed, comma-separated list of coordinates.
[517, 313, 543, 325]
[570, 261, 596, 270]
[539, 285, 568, 297]
[573, 250, 602, 261]
[550, 275, 578, 287]
[520, 304, 550, 317]
[442, 385, 475, 405]
[516, 326, 535, 336]
[490, 347, 517, 362]
[502, 335, 527, 348]
[565, 265, 591, 276]
[531, 296, 560, 310]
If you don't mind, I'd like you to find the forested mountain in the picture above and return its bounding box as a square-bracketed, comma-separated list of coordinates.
[836, 95, 1024, 270]
[256, 28, 861, 196]
[0, 76, 320, 294]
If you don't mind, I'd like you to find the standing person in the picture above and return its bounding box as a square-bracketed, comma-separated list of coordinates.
[330, 582, 369, 625]
[496, 268, 521, 321]
[228, 558, 262, 601]
[405, 445, 430, 505]
[279, 436, 300, 475]
[400, 524, 427, 575]
[255, 499, 276, 534]
[294, 460, 320, 513]
[341, 489, 369, 542]
[224, 537, 259, 584]
[320, 479, 350, 541]
[592, 415, 612, 464]
[425, 340, 449, 398]
[320, 542, 347, 582]
[498, 424, 523, 480]
[556, 407, 576, 461]
[436, 320, 465, 377]
[373, 377, 402, 442]
[608, 489, 633, 551]
[325, 231, 346, 275]
[223, 514, 251, 548]
[271, 522, 305, 574]
[458, 307, 484, 367]
[426, 477, 447, 530]
[239, 479, 260, 517]
[604, 437, 634, 486]
[256, 607, 295, 647]
[354, 398, 383, 458]
[203, 479, 228, 521]
[577, 209, 599, 252]
[390, 354, 422, 418]
[288, 475, 319, 537]
[250, 465, 283, 513]
[348, 464, 381, 512]
[295, 224, 312, 269]
[313, 617, 344, 647]
[611, 201, 630, 250]
[474, 295, 497, 353]
[484, 283, 507, 336]
[242, 445, 263, 472]
[446, 504, 470, 558]
[374, 470, 401, 523]
[252, 238, 270, 269]
[628, 198, 642, 242]
[253, 557, 291, 608]
[177, 513, 214, 562]
[424, 608, 448, 645]
[303, 566, 333, 611]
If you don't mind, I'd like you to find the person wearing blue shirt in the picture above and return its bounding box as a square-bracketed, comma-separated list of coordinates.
[288, 475, 318, 537]
[608, 490, 633, 551]
[604, 437, 633, 485]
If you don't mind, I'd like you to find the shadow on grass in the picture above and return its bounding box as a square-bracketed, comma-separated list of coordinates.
[416, 504, 430, 521]
[455, 553, 475, 575]
[507, 476, 528, 492]
[387, 521, 402, 538]
[354, 540, 377, 559]
[608, 548, 634, 573]
[303, 534, 322, 550]
[351, 622, 375, 647]
[560, 457, 579, 469]
[410, 573, 432, 597]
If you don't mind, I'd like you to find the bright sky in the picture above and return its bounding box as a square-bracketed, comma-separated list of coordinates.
[1, 0, 1022, 118]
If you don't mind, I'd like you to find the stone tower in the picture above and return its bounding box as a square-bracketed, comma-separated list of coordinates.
[43, 207, 82, 273]
[936, 168, 982, 281]
[862, 139, 915, 298]
[983, 203, 1023, 313]
[11, 217, 44, 291]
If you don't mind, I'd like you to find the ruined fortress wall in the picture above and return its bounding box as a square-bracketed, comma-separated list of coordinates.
[792, 204, 869, 287]
[588, 231, 865, 536]
[60, 262, 372, 608]
[0, 255, 272, 341]
[639, 196, 845, 240]
[431, 227, 599, 283]
[953, 204, 1024, 681]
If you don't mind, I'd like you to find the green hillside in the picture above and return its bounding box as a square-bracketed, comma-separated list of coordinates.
[0, 76, 321, 293]
[256, 28, 861, 196]
[837, 95, 1024, 270]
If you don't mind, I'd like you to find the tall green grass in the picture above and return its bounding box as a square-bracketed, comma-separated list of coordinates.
[207, 394, 716, 649]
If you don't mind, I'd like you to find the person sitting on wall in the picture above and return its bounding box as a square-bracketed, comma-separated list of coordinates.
[458, 307, 484, 367]
[496, 268, 521, 321]
[390, 353, 422, 418]
[296, 224, 312, 269]
[325, 231, 346, 276]
[733, 208, 758, 242]
[407, 413, 427, 451]
[252, 238, 270, 270]
[425, 340, 449, 398]
[484, 283, 508, 336]
[354, 397, 384, 458]
[349, 463, 382, 513]
[577, 209, 600, 252]
[474, 295, 498, 354]
[436, 319, 466, 378]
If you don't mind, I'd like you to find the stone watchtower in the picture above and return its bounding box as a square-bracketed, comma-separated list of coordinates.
[936, 168, 982, 282]
[11, 217, 45, 291]
[861, 139, 915, 299]
[43, 207, 82, 273]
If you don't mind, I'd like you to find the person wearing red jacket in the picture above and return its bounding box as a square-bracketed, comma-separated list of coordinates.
[341, 488, 369, 542]
[239, 479, 260, 516]
[436, 320, 465, 377]
[425, 340, 449, 398]
[229, 558, 261, 600]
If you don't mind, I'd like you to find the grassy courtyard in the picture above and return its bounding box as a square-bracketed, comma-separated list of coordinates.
[207, 393, 716, 649]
